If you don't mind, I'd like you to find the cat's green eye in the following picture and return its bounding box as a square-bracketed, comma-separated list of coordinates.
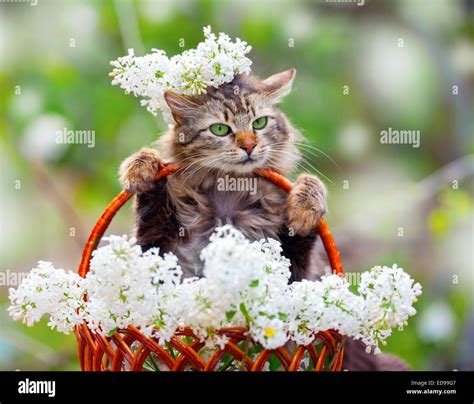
[210, 123, 231, 136]
[252, 116, 268, 130]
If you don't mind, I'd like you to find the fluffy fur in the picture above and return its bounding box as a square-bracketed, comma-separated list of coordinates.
[120, 69, 327, 281]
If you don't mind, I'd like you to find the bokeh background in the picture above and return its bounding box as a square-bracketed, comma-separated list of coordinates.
[0, 0, 473, 371]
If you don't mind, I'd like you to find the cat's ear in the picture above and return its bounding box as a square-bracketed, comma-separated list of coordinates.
[164, 91, 199, 125]
[262, 69, 296, 103]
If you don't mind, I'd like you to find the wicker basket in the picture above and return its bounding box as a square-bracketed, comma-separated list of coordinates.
[75, 165, 345, 371]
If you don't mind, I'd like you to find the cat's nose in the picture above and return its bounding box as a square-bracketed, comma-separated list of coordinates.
[240, 143, 257, 155]
[236, 132, 257, 155]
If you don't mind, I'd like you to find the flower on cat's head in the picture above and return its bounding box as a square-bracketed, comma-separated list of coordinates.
[110, 26, 252, 123]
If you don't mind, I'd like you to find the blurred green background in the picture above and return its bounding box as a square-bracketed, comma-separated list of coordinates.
[0, 0, 473, 371]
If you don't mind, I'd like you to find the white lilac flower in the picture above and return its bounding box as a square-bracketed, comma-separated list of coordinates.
[358, 264, 422, 352]
[8, 261, 85, 334]
[7, 227, 422, 353]
[84, 235, 182, 338]
[110, 26, 252, 122]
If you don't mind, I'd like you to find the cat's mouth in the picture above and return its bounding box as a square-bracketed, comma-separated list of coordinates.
[231, 155, 266, 173]
[237, 153, 261, 166]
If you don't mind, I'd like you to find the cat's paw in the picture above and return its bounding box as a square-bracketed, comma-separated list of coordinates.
[119, 148, 162, 194]
[286, 174, 327, 236]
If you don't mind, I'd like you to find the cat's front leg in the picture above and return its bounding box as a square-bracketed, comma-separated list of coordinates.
[286, 174, 327, 236]
[119, 148, 180, 253]
[119, 147, 162, 194]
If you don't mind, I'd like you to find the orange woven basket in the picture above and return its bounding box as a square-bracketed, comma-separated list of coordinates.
[75, 165, 345, 371]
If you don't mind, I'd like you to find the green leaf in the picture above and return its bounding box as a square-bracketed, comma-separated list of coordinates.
[269, 354, 282, 371]
[226, 310, 237, 322]
[249, 279, 259, 288]
[277, 312, 288, 321]
[119, 290, 127, 303]
[143, 354, 161, 371]
[239, 303, 251, 324]
[217, 352, 235, 371]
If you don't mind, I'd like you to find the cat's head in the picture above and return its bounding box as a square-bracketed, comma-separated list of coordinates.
[162, 69, 300, 175]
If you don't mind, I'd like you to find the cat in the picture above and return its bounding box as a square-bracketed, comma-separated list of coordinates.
[119, 69, 409, 371]
[120, 69, 326, 282]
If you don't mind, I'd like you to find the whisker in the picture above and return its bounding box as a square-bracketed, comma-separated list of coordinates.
[293, 142, 344, 175]
[179, 155, 229, 183]
[268, 147, 334, 184]
[268, 140, 343, 175]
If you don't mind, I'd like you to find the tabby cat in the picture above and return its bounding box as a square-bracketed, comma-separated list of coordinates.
[119, 69, 409, 371]
[120, 69, 326, 282]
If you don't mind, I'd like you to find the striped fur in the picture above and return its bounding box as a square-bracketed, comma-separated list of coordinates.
[120, 71, 327, 280]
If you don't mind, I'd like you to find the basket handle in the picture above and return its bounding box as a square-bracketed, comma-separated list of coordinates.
[77, 164, 343, 278]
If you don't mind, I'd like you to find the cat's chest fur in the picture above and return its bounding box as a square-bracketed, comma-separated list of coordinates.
[167, 174, 287, 277]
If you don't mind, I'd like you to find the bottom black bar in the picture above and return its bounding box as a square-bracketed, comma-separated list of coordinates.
[0, 371, 472, 403]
